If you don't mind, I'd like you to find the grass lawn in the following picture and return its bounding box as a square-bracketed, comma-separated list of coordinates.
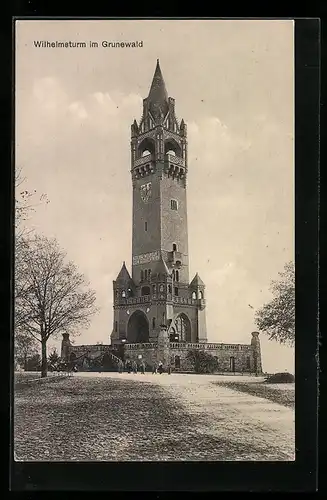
[14, 374, 294, 461]
[213, 379, 295, 408]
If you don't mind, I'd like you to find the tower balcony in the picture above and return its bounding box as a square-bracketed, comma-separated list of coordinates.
[134, 153, 154, 168]
[165, 153, 185, 168]
[172, 296, 206, 308]
[115, 295, 151, 306]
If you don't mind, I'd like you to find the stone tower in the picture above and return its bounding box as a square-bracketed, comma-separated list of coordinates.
[110, 60, 207, 346]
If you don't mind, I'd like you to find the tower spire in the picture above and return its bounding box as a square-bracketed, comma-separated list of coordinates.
[148, 59, 169, 119]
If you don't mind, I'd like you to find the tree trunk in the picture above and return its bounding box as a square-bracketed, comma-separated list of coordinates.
[41, 338, 47, 378]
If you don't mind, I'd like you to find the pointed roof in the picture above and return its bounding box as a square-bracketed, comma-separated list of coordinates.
[190, 273, 205, 287]
[148, 59, 169, 119]
[115, 261, 132, 283]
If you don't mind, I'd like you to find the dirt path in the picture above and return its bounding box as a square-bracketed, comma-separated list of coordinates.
[77, 372, 295, 461]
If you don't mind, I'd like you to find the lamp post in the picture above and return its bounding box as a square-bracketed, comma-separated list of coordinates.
[120, 338, 126, 362]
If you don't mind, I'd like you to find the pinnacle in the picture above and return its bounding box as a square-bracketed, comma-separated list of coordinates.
[148, 59, 169, 118]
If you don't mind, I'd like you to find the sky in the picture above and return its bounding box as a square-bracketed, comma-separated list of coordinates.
[15, 20, 295, 373]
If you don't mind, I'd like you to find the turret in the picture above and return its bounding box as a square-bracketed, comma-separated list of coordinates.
[251, 331, 263, 374]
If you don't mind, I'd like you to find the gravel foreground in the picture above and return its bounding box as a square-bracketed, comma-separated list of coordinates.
[14, 373, 295, 462]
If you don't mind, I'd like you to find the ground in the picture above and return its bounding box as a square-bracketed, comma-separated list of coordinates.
[14, 372, 295, 462]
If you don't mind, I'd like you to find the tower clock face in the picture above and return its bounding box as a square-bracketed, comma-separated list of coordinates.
[140, 182, 152, 203]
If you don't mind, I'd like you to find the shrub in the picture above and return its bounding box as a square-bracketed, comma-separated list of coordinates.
[264, 372, 295, 384]
[186, 349, 219, 374]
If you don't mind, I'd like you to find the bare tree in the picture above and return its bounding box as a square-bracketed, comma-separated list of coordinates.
[14, 167, 51, 370]
[255, 261, 295, 346]
[15, 165, 50, 240]
[15, 234, 98, 377]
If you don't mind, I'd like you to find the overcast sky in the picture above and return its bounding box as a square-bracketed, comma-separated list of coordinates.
[15, 20, 294, 373]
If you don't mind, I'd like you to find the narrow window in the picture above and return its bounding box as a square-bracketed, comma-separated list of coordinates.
[230, 356, 235, 372]
[172, 243, 177, 251]
[140, 270, 143, 281]
[174, 287, 179, 296]
[170, 199, 178, 211]
[115, 321, 118, 332]
[148, 269, 151, 280]
[144, 269, 148, 281]
[144, 221, 148, 231]
[121, 290, 126, 298]
[198, 290, 203, 299]
[152, 284, 156, 293]
[172, 269, 175, 280]
[176, 270, 179, 282]
[152, 317, 156, 329]
[192, 291, 196, 300]
[168, 284, 172, 294]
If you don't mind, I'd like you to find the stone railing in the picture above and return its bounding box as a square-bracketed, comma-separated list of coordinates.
[169, 342, 251, 351]
[115, 295, 151, 305]
[123, 342, 251, 351]
[172, 296, 205, 306]
[125, 343, 158, 350]
[165, 153, 185, 167]
[134, 154, 153, 167]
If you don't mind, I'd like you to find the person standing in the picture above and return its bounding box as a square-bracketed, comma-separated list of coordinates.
[158, 361, 163, 374]
[132, 360, 137, 374]
[140, 360, 145, 374]
[125, 359, 131, 374]
[152, 362, 157, 374]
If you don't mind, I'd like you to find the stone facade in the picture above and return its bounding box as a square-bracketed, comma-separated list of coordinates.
[110, 59, 207, 346]
[61, 331, 262, 374]
[60, 60, 263, 375]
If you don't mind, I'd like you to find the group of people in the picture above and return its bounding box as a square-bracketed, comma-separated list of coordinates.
[123, 359, 146, 374]
[119, 359, 172, 375]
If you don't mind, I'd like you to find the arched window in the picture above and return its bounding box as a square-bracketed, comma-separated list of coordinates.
[144, 269, 148, 281]
[159, 284, 164, 292]
[174, 287, 179, 296]
[121, 290, 126, 298]
[172, 243, 177, 251]
[140, 270, 144, 281]
[127, 288, 134, 298]
[176, 270, 179, 282]
[152, 317, 156, 329]
[115, 321, 118, 332]
[141, 286, 150, 296]
[198, 290, 203, 299]
[172, 269, 175, 280]
[148, 269, 151, 280]
[192, 291, 196, 300]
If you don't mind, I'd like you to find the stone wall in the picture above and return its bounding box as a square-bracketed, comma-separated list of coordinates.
[63, 335, 262, 374]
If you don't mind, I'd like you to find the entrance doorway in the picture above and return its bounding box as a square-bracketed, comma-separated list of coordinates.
[174, 355, 181, 369]
[127, 310, 150, 343]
